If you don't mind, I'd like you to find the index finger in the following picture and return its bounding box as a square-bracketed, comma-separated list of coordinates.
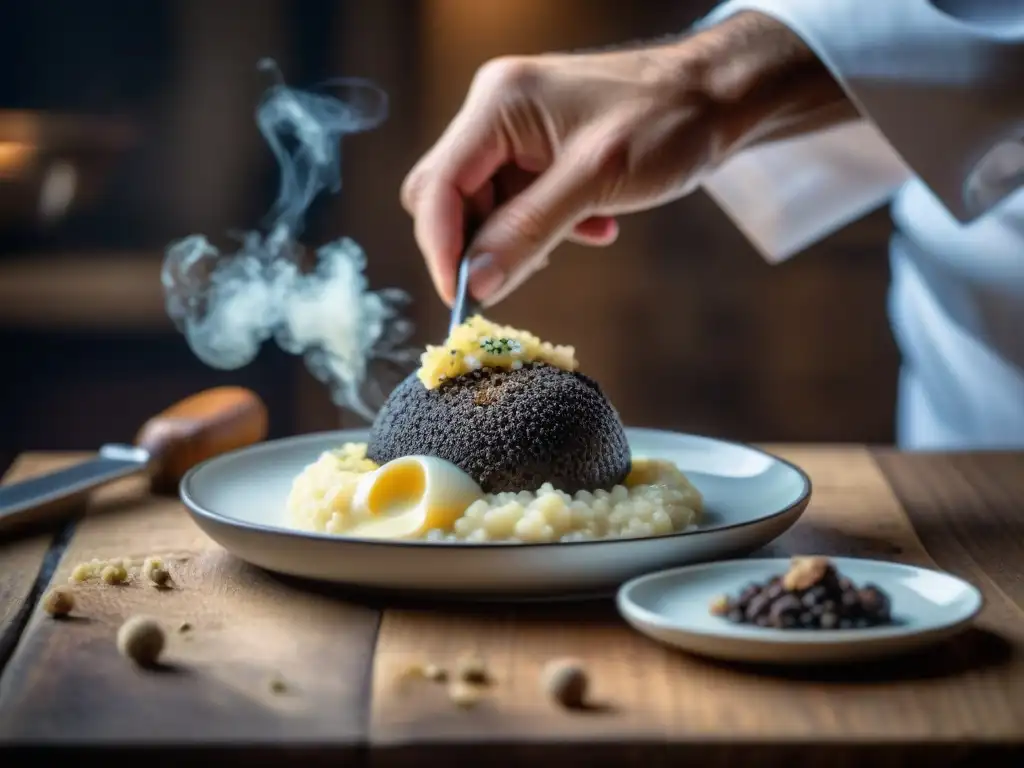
[409, 112, 509, 304]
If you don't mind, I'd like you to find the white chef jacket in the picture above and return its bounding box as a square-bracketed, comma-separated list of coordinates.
[698, 0, 1024, 449]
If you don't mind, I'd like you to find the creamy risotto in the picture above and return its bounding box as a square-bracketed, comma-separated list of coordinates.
[287, 443, 702, 543]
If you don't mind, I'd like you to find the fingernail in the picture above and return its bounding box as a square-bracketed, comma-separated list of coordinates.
[468, 253, 505, 302]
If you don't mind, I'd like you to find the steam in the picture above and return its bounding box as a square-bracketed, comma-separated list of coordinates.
[161, 59, 414, 421]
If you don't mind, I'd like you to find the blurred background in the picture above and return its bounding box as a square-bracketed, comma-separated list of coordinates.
[0, 0, 900, 466]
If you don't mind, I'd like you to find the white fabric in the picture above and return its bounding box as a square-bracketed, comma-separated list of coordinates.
[698, 0, 1024, 449]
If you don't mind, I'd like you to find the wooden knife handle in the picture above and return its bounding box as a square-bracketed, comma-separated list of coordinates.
[134, 386, 269, 494]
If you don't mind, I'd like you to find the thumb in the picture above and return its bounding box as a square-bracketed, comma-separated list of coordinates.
[468, 143, 617, 306]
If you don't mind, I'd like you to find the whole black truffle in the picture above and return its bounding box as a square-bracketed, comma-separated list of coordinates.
[367, 363, 631, 494]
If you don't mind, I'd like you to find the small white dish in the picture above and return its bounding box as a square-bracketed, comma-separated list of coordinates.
[617, 557, 984, 665]
[180, 428, 811, 599]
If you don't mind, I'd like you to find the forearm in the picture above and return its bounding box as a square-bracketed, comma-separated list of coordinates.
[679, 9, 909, 263]
[685, 11, 859, 160]
[698, 0, 1024, 224]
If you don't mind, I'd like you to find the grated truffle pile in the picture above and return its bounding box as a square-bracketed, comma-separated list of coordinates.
[710, 557, 894, 630]
[367, 362, 631, 494]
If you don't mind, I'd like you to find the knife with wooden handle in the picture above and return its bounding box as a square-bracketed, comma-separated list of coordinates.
[0, 386, 268, 536]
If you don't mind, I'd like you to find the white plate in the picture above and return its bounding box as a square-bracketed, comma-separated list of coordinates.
[617, 557, 984, 664]
[179, 427, 811, 599]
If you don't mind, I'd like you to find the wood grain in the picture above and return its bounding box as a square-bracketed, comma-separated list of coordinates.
[874, 451, 1024, 611]
[368, 446, 1024, 765]
[874, 450, 1024, 691]
[0, 455, 83, 669]
[0, 455, 381, 750]
[2, 448, 1023, 765]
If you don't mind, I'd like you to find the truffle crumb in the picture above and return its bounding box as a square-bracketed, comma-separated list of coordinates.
[178, 622, 192, 633]
[399, 660, 449, 686]
[268, 674, 287, 694]
[455, 654, 490, 685]
[116, 616, 165, 667]
[101, 564, 128, 585]
[69, 563, 94, 583]
[423, 663, 448, 682]
[448, 681, 481, 708]
[67, 553, 192, 585]
[783, 556, 832, 591]
[42, 587, 75, 618]
[542, 658, 589, 709]
[142, 557, 171, 587]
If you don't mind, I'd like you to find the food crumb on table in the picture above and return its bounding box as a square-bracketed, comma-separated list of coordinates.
[455, 654, 490, 685]
[70, 557, 133, 583]
[68, 553, 192, 586]
[142, 556, 171, 587]
[710, 556, 893, 630]
[268, 674, 288, 694]
[42, 587, 75, 618]
[399, 654, 492, 708]
[423, 663, 448, 682]
[178, 621, 192, 633]
[399, 661, 450, 687]
[69, 562, 95, 583]
[448, 680, 481, 708]
[116, 616, 165, 667]
[101, 563, 129, 585]
[541, 658, 589, 709]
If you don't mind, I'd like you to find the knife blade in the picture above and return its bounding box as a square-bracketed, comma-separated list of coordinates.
[0, 444, 151, 531]
[449, 210, 482, 337]
[0, 386, 268, 538]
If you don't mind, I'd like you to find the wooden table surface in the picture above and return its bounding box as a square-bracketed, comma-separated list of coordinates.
[0, 446, 1022, 767]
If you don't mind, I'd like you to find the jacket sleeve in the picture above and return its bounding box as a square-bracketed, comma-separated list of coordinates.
[696, 0, 1024, 263]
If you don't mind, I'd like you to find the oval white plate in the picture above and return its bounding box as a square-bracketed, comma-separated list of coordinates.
[180, 428, 811, 599]
[617, 557, 984, 664]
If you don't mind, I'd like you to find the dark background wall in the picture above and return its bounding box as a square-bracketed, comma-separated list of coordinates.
[0, 0, 900, 458]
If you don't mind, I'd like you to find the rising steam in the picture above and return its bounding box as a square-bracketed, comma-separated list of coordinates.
[161, 59, 414, 421]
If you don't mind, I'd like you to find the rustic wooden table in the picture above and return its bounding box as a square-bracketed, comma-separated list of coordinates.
[0, 446, 1022, 767]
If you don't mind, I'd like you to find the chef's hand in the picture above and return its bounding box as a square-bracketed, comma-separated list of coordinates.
[401, 10, 853, 307]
